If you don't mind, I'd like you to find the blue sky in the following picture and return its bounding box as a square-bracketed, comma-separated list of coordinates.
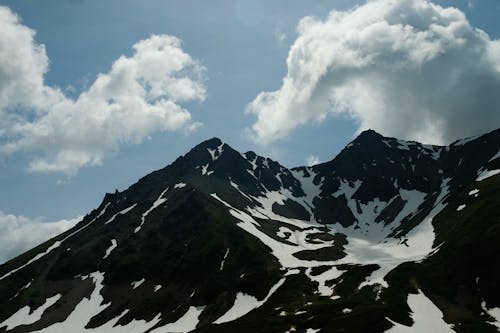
[0, 0, 499, 262]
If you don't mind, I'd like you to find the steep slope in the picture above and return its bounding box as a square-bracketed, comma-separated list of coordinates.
[0, 128, 499, 333]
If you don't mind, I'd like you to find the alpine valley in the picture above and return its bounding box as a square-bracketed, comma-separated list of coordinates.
[1, 128, 500, 333]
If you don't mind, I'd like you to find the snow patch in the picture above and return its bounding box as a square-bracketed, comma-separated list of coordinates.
[489, 149, 500, 162]
[481, 301, 500, 330]
[135, 188, 168, 233]
[87, 310, 161, 333]
[219, 248, 230, 271]
[452, 135, 479, 147]
[285, 269, 301, 276]
[385, 289, 454, 332]
[243, 153, 258, 172]
[230, 179, 253, 202]
[215, 278, 286, 324]
[0, 241, 62, 281]
[0, 294, 61, 330]
[131, 278, 145, 289]
[468, 189, 479, 196]
[476, 169, 500, 181]
[9, 280, 33, 301]
[291, 169, 322, 220]
[30, 272, 136, 333]
[207, 142, 224, 161]
[151, 306, 205, 333]
[174, 182, 187, 189]
[395, 140, 411, 151]
[346, 181, 450, 288]
[0, 202, 112, 281]
[103, 239, 117, 259]
[154, 285, 162, 292]
[305, 266, 344, 297]
[105, 204, 137, 225]
[210, 193, 233, 209]
[201, 163, 209, 175]
[457, 204, 466, 211]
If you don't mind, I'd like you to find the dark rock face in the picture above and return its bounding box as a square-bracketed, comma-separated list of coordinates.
[0, 128, 499, 333]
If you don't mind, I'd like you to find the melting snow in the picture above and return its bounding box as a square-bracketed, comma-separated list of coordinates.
[290, 169, 322, 219]
[476, 169, 500, 181]
[28, 272, 161, 333]
[227, 206, 337, 268]
[385, 289, 454, 332]
[0, 203, 112, 281]
[331, 182, 427, 242]
[210, 193, 233, 209]
[150, 306, 205, 333]
[87, 310, 161, 333]
[452, 135, 479, 146]
[285, 269, 301, 276]
[468, 189, 480, 196]
[105, 204, 137, 225]
[489, 149, 500, 162]
[229, 179, 253, 202]
[332, 179, 361, 199]
[201, 163, 213, 176]
[395, 140, 411, 151]
[0, 241, 62, 281]
[9, 280, 33, 301]
[244, 153, 258, 170]
[135, 188, 168, 233]
[481, 301, 500, 330]
[215, 278, 286, 324]
[0, 294, 61, 330]
[305, 266, 344, 297]
[277, 226, 294, 242]
[103, 239, 117, 259]
[131, 278, 145, 289]
[207, 143, 224, 161]
[219, 248, 230, 271]
[214, 173, 449, 297]
[342, 181, 450, 288]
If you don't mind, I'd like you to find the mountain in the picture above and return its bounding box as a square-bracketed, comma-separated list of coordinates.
[1, 128, 500, 333]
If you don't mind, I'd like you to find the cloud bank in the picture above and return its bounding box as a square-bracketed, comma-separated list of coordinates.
[0, 212, 80, 264]
[247, 0, 500, 145]
[0, 6, 205, 174]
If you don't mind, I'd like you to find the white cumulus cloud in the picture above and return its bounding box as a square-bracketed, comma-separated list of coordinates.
[306, 154, 320, 166]
[246, 0, 500, 145]
[0, 212, 80, 264]
[0, 6, 206, 174]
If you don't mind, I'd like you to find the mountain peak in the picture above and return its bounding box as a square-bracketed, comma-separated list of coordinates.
[178, 137, 225, 162]
[353, 129, 385, 143]
[1, 128, 500, 332]
[197, 137, 223, 148]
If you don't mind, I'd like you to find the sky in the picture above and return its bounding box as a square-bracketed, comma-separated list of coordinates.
[0, 0, 499, 263]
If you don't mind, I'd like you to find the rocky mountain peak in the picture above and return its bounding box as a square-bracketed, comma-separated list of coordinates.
[1, 129, 499, 333]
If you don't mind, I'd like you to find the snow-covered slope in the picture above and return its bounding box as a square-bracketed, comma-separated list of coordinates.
[1, 128, 500, 333]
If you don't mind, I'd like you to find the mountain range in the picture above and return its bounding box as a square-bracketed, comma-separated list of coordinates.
[1, 128, 499, 333]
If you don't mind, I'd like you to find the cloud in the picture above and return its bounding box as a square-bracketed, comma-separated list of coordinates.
[306, 154, 320, 166]
[0, 211, 80, 264]
[246, 0, 500, 145]
[0, 6, 206, 174]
